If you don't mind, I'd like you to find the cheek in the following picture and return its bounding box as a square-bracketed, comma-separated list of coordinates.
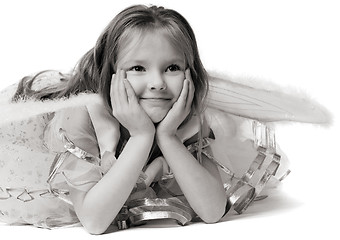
[126, 76, 145, 97]
[166, 75, 185, 98]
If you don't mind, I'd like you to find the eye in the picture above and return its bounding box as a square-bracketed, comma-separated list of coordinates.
[166, 64, 181, 72]
[128, 65, 146, 72]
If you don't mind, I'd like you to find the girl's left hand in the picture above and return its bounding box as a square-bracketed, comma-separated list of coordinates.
[156, 69, 195, 138]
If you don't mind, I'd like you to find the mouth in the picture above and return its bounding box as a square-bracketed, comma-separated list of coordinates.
[139, 97, 172, 106]
[140, 97, 171, 101]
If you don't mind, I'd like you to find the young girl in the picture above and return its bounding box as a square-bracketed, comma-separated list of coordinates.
[1, 5, 227, 234]
[0, 4, 330, 234]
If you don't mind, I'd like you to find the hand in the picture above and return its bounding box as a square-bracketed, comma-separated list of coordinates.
[110, 69, 155, 137]
[144, 157, 168, 186]
[156, 69, 195, 138]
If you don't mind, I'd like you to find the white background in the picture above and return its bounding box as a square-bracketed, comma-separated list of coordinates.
[0, 0, 339, 239]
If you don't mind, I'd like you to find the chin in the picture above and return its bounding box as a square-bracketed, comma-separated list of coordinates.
[146, 111, 168, 123]
[149, 114, 166, 123]
[142, 106, 170, 123]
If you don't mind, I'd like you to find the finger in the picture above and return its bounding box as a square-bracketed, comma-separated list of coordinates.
[177, 78, 189, 107]
[185, 69, 195, 109]
[110, 73, 117, 108]
[123, 78, 138, 104]
[117, 69, 128, 105]
[111, 70, 127, 111]
[185, 68, 192, 81]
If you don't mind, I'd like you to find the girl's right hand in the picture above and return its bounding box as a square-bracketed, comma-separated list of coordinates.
[110, 70, 155, 137]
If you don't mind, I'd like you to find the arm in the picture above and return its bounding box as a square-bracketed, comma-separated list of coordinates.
[156, 70, 226, 223]
[157, 129, 226, 223]
[61, 71, 155, 234]
[70, 132, 154, 234]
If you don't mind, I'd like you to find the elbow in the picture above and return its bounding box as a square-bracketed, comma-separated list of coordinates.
[75, 205, 118, 235]
[200, 199, 227, 224]
[87, 227, 107, 235]
[86, 226, 108, 235]
[86, 226, 107, 235]
[82, 219, 110, 235]
[201, 213, 223, 224]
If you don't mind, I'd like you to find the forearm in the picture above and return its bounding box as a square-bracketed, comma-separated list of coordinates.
[71, 133, 154, 234]
[157, 135, 227, 223]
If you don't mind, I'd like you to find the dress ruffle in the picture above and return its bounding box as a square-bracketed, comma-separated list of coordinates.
[0, 113, 79, 228]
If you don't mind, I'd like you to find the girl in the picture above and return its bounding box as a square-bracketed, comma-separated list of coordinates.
[0, 4, 330, 235]
[1, 5, 227, 234]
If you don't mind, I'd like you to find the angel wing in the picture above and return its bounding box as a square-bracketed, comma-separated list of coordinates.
[207, 72, 331, 125]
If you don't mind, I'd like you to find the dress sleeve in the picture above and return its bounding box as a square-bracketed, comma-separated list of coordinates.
[44, 107, 113, 199]
[45, 106, 99, 156]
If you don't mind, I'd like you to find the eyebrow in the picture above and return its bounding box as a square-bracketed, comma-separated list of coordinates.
[122, 58, 185, 66]
[122, 60, 147, 65]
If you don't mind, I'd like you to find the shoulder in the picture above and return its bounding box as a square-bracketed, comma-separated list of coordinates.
[45, 106, 99, 155]
[58, 106, 92, 130]
[53, 106, 96, 141]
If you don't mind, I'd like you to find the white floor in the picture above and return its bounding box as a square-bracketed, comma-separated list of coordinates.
[0, 182, 338, 240]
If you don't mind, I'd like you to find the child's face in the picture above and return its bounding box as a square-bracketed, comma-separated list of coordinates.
[115, 31, 186, 123]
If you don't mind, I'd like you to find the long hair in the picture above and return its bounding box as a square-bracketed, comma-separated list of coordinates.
[13, 5, 209, 119]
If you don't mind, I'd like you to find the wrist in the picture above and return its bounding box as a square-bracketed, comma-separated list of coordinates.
[131, 130, 155, 139]
[156, 131, 178, 145]
[156, 130, 172, 139]
[130, 126, 156, 138]
[129, 132, 155, 150]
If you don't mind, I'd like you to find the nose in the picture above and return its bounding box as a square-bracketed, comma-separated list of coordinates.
[148, 72, 167, 91]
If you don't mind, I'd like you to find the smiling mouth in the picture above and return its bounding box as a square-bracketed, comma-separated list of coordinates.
[140, 98, 172, 106]
[140, 98, 171, 101]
